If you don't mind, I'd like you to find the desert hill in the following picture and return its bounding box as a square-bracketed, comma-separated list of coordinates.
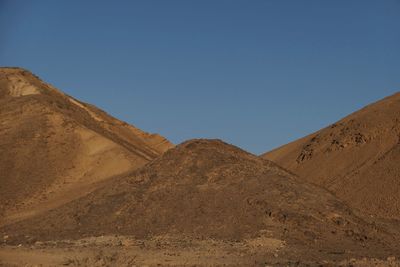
[3, 139, 399, 262]
[0, 67, 173, 225]
[262, 92, 400, 219]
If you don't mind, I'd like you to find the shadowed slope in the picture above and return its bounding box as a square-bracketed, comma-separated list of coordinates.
[262, 92, 400, 219]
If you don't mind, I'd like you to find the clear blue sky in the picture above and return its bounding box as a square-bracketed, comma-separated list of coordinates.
[1, 0, 399, 154]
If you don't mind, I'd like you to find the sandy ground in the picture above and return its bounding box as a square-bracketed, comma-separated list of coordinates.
[0, 235, 399, 267]
[0, 235, 283, 267]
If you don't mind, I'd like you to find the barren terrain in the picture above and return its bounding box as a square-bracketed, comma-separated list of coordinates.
[0, 68, 173, 226]
[262, 92, 400, 219]
[1, 69, 400, 266]
[2, 140, 400, 266]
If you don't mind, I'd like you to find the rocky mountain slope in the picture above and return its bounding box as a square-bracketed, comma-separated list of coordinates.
[262, 92, 400, 219]
[3, 139, 399, 263]
[0, 67, 173, 225]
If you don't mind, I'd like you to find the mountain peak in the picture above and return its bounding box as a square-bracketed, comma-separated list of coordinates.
[0, 67, 60, 97]
[0, 67, 173, 226]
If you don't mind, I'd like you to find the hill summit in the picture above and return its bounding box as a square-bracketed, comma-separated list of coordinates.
[4, 139, 399, 261]
[0, 67, 173, 225]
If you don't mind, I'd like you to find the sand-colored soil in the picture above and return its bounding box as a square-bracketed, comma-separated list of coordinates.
[262, 92, 400, 219]
[0, 235, 285, 266]
[3, 140, 400, 265]
[1, 68, 400, 266]
[0, 67, 173, 226]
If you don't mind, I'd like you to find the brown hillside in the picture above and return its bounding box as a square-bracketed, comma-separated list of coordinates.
[3, 139, 400, 261]
[262, 92, 400, 219]
[0, 67, 173, 225]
